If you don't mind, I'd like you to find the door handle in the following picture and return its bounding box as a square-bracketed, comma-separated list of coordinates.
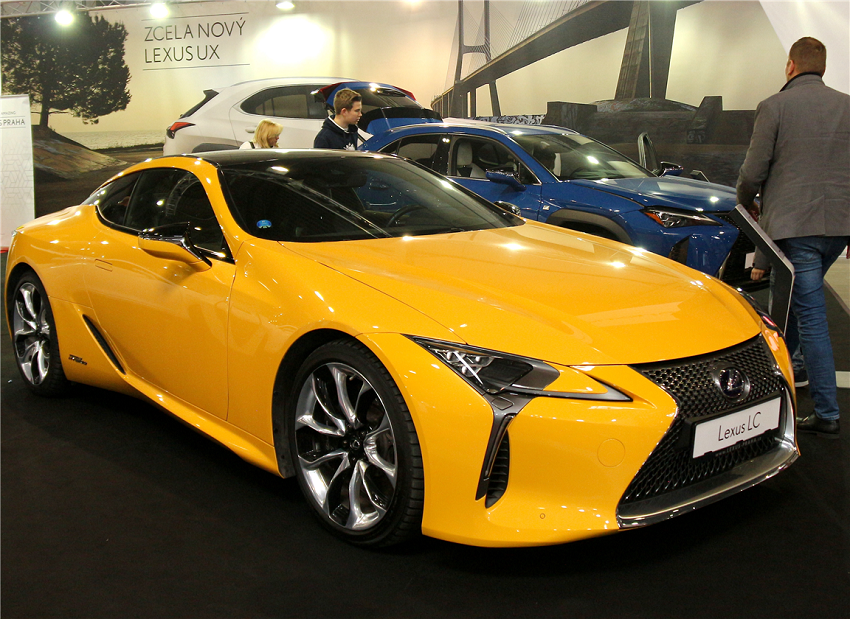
[246, 127, 255, 133]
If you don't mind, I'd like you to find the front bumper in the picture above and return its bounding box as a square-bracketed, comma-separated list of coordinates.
[618, 391, 797, 527]
[362, 326, 796, 547]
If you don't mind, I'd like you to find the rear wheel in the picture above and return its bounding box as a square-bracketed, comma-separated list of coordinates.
[10, 272, 69, 396]
[288, 340, 423, 546]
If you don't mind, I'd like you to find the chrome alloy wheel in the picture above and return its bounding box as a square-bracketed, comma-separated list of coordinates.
[294, 362, 398, 531]
[13, 282, 52, 386]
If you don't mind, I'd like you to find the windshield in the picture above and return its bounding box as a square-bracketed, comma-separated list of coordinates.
[221, 155, 522, 242]
[514, 133, 651, 181]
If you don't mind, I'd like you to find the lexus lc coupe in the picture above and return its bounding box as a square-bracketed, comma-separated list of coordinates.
[6, 149, 798, 547]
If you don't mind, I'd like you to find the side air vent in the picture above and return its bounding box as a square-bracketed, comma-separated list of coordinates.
[485, 432, 510, 508]
[668, 237, 689, 264]
[716, 212, 758, 285]
[82, 315, 125, 374]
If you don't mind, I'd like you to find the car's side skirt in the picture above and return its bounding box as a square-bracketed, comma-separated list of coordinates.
[51, 298, 282, 477]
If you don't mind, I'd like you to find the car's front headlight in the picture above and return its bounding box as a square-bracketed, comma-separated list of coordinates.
[411, 336, 630, 505]
[411, 337, 629, 401]
[642, 206, 721, 228]
[413, 337, 552, 395]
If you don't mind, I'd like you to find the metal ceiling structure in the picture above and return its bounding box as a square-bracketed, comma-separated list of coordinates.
[0, 1, 216, 19]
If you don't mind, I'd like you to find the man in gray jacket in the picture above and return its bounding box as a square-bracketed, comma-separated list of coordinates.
[738, 36, 850, 438]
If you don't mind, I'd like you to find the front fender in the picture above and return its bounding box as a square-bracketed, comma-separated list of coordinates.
[544, 207, 633, 244]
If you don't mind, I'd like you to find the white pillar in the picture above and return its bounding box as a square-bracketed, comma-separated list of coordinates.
[1, 95, 36, 250]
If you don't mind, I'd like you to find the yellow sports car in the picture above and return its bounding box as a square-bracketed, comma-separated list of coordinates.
[5, 150, 798, 547]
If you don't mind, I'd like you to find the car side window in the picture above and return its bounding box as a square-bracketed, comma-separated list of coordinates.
[395, 135, 449, 175]
[378, 140, 400, 155]
[124, 169, 187, 231]
[450, 137, 535, 184]
[87, 173, 139, 227]
[160, 174, 227, 253]
[122, 169, 227, 255]
[240, 85, 326, 120]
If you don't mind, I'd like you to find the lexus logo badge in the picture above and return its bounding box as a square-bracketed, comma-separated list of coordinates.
[713, 367, 751, 401]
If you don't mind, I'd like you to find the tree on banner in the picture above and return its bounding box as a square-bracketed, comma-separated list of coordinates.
[1, 14, 131, 126]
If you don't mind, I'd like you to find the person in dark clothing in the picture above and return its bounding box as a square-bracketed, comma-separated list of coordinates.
[313, 88, 363, 150]
[737, 37, 850, 438]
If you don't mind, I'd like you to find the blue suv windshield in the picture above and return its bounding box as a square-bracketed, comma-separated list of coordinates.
[514, 133, 652, 181]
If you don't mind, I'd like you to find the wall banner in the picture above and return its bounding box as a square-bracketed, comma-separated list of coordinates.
[1, 95, 35, 250]
[141, 10, 250, 71]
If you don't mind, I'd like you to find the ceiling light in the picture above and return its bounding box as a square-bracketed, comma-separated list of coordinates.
[55, 9, 74, 25]
[150, 3, 169, 18]
[276, 1, 295, 9]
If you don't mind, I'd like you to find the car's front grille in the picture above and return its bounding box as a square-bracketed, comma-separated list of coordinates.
[621, 335, 786, 505]
[716, 212, 756, 285]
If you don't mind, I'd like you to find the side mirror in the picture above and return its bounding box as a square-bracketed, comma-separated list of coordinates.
[486, 170, 526, 192]
[493, 201, 521, 216]
[138, 222, 211, 271]
[658, 162, 685, 177]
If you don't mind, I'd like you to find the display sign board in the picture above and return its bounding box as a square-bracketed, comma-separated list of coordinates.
[728, 204, 795, 334]
[1, 95, 36, 250]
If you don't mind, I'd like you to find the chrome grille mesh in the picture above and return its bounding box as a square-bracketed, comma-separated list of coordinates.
[621, 335, 786, 505]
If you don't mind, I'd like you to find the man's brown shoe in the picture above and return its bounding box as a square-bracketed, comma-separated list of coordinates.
[796, 414, 840, 439]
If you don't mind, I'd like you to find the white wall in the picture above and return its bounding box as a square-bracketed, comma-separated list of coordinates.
[42, 0, 848, 135]
[47, 0, 458, 134]
[760, 0, 850, 95]
[477, 28, 628, 116]
[667, 1, 789, 109]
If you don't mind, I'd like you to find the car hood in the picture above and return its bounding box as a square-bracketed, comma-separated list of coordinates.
[569, 177, 738, 213]
[285, 222, 758, 366]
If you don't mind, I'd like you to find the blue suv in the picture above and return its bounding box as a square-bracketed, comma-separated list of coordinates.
[361, 122, 755, 286]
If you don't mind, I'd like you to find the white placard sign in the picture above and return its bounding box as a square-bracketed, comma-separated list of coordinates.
[692, 398, 782, 458]
[1, 95, 36, 250]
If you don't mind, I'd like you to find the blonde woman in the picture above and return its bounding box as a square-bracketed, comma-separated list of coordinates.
[240, 119, 283, 149]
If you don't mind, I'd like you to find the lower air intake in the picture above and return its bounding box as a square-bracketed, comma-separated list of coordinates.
[485, 433, 510, 508]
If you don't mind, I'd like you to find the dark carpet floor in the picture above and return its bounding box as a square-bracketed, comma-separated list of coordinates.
[2, 168, 849, 618]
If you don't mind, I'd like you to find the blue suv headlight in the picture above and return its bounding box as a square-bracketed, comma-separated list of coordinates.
[643, 206, 721, 228]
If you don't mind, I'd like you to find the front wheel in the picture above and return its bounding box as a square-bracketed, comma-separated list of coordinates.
[288, 340, 423, 546]
[10, 272, 69, 396]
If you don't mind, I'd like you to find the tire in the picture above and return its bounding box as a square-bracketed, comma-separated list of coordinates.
[10, 272, 70, 396]
[288, 339, 423, 546]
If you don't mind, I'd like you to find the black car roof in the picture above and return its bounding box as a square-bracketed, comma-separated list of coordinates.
[175, 148, 384, 168]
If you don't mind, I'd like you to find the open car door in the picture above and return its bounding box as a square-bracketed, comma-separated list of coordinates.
[637, 132, 709, 182]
